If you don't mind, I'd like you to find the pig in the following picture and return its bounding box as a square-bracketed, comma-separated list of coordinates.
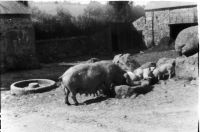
[123, 71, 141, 86]
[59, 61, 127, 105]
[153, 62, 175, 80]
[134, 68, 143, 79]
[126, 71, 139, 81]
[150, 66, 156, 72]
[143, 68, 154, 80]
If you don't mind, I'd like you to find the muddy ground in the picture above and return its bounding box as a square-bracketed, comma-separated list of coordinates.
[1, 50, 198, 132]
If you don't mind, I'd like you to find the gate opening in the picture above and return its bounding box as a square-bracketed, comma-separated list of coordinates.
[169, 23, 198, 40]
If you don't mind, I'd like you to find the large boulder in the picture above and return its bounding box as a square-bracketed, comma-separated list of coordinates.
[114, 80, 153, 99]
[175, 26, 199, 57]
[113, 53, 140, 72]
[156, 57, 175, 66]
[140, 62, 156, 69]
[86, 58, 100, 63]
[114, 85, 134, 98]
[175, 53, 198, 79]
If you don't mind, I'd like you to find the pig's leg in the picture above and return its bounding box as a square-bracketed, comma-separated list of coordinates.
[109, 83, 116, 97]
[158, 73, 161, 80]
[124, 73, 133, 86]
[64, 87, 71, 105]
[101, 82, 110, 97]
[71, 92, 79, 106]
[168, 69, 172, 79]
[103, 82, 115, 97]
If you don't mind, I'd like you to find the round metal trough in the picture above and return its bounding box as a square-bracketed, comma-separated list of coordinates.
[10, 79, 56, 95]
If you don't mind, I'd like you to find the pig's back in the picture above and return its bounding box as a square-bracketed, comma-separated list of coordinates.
[62, 63, 106, 90]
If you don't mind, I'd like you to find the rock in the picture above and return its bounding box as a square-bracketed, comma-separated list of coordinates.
[156, 57, 175, 66]
[123, 115, 128, 119]
[113, 53, 140, 72]
[14, 114, 19, 117]
[141, 79, 151, 87]
[86, 58, 100, 63]
[28, 83, 39, 88]
[114, 85, 135, 99]
[175, 53, 198, 79]
[114, 83, 152, 99]
[140, 62, 156, 69]
[175, 26, 199, 57]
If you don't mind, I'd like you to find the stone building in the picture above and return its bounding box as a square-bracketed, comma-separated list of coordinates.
[0, 1, 39, 71]
[133, 1, 198, 47]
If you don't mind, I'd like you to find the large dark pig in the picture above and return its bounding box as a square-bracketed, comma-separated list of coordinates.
[59, 61, 127, 105]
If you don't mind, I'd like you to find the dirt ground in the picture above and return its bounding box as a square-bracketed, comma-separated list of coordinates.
[1, 50, 199, 132]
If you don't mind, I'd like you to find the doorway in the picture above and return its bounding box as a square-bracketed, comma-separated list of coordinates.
[169, 23, 198, 40]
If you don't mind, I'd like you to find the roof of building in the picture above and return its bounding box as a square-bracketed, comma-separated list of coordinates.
[0, 1, 30, 14]
[145, 1, 197, 11]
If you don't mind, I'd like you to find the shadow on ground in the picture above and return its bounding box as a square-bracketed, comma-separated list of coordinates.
[81, 85, 155, 105]
[133, 85, 154, 98]
[82, 96, 109, 105]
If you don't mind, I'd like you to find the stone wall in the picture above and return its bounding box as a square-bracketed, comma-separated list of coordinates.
[0, 16, 39, 71]
[143, 12, 154, 48]
[175, 53, 198, 79]
[154, 10, 170, 44]
[132, 17, 145, 31]
[133, 6, 197, 47]
[36, 28, 112, 63]
[169, 7, 197, 24]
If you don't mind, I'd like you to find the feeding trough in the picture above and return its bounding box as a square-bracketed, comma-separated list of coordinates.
[10, 79, 56, 95]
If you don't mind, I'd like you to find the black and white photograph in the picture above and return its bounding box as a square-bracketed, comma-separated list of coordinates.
[1, 0, 199, 131]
